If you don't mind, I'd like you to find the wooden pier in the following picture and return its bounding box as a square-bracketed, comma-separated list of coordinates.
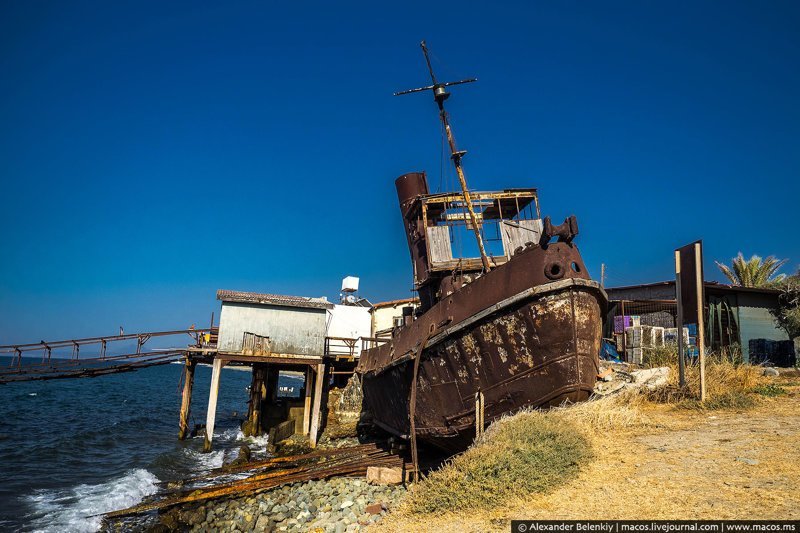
[0, 286, 381, 451]
[0, 329, 211, 384]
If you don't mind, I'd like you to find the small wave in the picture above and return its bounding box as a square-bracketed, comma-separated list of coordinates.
[25, 469, 158, 533]
[220, 427, 242, 441]
[182, 447, 225, 471]
[241, 431, 270, 450]
[28, 393, 37, 396]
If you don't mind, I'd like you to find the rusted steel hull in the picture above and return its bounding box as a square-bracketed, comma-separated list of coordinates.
[358, 268, 606, 453]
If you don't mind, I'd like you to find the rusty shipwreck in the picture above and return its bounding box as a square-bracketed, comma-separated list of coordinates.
[356, 42, 607, 454]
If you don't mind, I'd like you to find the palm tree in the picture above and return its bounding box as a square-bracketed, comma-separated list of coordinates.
[715, 253, 787, 287]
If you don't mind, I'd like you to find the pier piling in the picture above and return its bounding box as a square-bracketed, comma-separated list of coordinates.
[245, 364, 266, 436]
[303, 366, 312, 435]
[203, 357, 225, 452]
[309, 363, 325, 447]
[178, 359, 197, 440]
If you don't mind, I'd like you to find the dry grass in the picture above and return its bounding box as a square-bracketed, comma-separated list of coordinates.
[378, 356, 795, 532]
[380, 393, 800, 532]
[642, 347, 765, 410]
[403, 412, 592, 514]
[549, 392, 647, 431]
[401, 394, 645, 516]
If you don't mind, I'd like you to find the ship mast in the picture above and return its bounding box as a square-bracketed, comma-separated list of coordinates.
[395, 41, 492, 272]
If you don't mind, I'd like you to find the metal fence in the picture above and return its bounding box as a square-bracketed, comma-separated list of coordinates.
[607, 300, 680, 363]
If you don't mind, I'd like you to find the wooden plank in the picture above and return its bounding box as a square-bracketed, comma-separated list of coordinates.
[500, 219, 542, 255]
[103, 445, 402, 519]
[309, 363, 325, 447]
[695, 242, 707, 402]
[203, 358, 225, 452]
[217, 353, 323, 365]
[268, 419, 296, 445]
[426, 225, 453, 263]
[303, 366, 312, 435]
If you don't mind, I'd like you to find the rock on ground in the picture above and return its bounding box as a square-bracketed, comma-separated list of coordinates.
[180, 475, 406, 532]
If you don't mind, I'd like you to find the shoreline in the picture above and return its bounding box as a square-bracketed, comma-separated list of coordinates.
[162, 476, 406, 532]
[104, 435, 409, 533]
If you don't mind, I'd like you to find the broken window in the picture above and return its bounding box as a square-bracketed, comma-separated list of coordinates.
[421, 189, 541, 271]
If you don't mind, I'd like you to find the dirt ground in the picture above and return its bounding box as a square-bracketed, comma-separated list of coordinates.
[380, 380, 800, 532]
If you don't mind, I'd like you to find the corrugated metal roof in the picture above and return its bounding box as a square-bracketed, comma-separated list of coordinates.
[607, 280, 782, 295]
[216, 290, 333, 310]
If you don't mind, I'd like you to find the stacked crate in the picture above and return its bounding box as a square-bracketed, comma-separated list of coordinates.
[664, 327, 690, 345]
[625, 325, 667, 364]
[625, 325, 644, 364]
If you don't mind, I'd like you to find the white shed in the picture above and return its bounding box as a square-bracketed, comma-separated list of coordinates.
[216, 290, 334, 357]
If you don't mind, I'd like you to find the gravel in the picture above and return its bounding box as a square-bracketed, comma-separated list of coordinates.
[184, 476, 406, 532]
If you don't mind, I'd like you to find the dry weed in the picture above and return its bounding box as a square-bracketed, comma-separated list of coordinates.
[642, 347, 765, 409]
[401, 392, 650, 515]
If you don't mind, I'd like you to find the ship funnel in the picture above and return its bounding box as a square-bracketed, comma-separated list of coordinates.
[395, 172, 429, 209]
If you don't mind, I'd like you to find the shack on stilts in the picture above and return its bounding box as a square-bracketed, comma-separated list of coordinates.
[177, 282, 372, 452]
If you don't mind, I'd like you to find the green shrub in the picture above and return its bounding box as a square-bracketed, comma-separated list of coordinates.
[679, 391, 757, 410]
[751, 384, 787, 397]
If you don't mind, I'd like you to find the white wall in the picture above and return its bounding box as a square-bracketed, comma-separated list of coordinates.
[218, 302, 328, 356]
[326, 305, 371, 357]
[371, 301, 419, 336]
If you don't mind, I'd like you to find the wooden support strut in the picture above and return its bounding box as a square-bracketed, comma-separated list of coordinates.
[474, 390, 485, 442]
[203, 357, 225, 452]
[309, 363, 325, 447]
[178, 359, 197, 440]
[246, 365, 266, 437]
[303, 366, 312, 435]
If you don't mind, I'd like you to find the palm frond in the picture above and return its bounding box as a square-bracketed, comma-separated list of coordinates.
[715, 253, 788, 288]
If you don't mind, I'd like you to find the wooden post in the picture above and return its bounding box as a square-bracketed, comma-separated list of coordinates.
[675, 250, 687, 387]
[474, 391, 484, 442]
[309, 362, 325, 447]
[695, 242, 707, 402]
[246, 365, 265, 437]
[620, 300, 627, 361]
[303, 366, 312, 435]
[245, 366, 256, 436]
[203, 357, 225, 452]
[260, 366, 268, 415]
[178, 359, 197, 440]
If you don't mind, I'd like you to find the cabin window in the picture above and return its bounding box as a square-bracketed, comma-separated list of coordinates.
[422, 191, 541, 271]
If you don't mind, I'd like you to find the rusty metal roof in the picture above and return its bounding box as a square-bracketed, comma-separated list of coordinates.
[371, 297, 420, 310]
[216, 290, 334, 310]
[607, 280, 782, 296]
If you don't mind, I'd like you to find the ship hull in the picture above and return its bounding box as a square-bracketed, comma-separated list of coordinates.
[359, 273, 605, 454]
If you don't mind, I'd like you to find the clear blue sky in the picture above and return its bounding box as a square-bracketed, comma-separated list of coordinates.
[1, 1, 798, 343]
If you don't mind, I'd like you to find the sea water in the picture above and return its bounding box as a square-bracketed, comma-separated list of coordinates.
[0, 358, 301, 531]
